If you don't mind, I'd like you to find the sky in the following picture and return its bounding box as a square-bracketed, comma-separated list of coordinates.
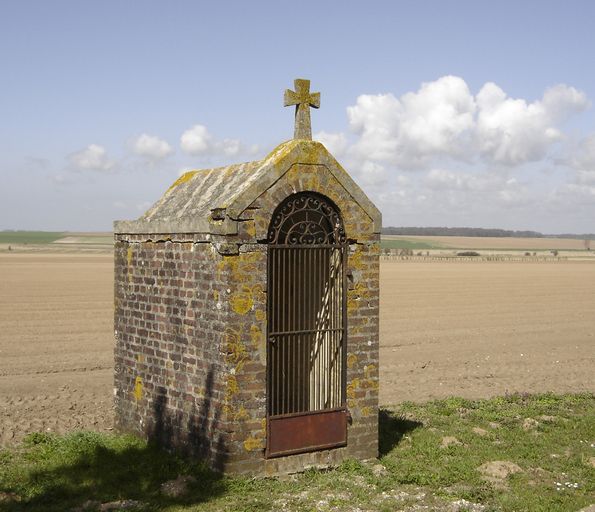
[1, 0, 594, 233]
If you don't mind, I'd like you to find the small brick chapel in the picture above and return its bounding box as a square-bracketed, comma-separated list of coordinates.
[113, 79, 381, 475]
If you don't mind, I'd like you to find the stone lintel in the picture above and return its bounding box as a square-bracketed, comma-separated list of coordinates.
[113, 217, 238, 236]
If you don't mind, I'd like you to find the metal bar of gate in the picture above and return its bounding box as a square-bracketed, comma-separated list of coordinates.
[268, 245, 346, 416]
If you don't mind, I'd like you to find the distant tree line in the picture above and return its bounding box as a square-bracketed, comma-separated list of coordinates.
[381, 226, 595, 239]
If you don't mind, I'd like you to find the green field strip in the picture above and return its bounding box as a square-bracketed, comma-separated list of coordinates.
[0, 231, 65, 244]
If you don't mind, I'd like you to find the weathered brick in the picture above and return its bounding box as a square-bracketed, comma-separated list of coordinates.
[114, 137, 380, 476]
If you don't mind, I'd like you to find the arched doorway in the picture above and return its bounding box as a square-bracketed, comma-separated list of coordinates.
[266, 192, 348, 457]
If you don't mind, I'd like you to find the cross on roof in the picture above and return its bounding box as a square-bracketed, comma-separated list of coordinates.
[284, 78, 320, 140]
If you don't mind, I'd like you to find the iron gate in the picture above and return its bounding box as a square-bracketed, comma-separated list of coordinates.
[266, 192, 347, 458]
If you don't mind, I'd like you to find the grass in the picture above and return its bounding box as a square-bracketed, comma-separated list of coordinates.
[0, 231, 65, 244]
[380, 238, 441, 250]
[0, 393, 593, 511]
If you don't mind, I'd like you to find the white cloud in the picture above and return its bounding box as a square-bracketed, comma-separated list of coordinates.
[476, 82, 589, 165]
[180, 124, 257, 158]
[348, 76, 476, 168]
[344, 76, 589, 170]
[69, 144, 113, 171]
[552, 182, 595, 208]
[356, 161, 388, 187]
[542, 84, 590, 122]
[131, 134, 173, 160]
[180, 124, 212, 154]
[315, 131, 348, 156]
[424, 168, 497, 193]
[577, 170, 595, 185]
[567, 133, 595, 171]
[221, 138, 241, 156]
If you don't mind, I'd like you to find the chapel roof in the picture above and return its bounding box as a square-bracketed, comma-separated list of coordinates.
[113, 139, 380, 235]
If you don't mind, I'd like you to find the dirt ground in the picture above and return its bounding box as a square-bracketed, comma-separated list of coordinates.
[1, 253, 594, 445]
[0, 254, 113, 446]
[380, 261, 595, 404]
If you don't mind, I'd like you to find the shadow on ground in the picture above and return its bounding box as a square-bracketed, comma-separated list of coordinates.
[378, 407, 423, 456]
[0, 433, 225, 512]
[1, 408, 422, 511]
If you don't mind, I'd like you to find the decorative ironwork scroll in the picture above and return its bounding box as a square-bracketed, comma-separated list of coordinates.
[267, 192, 346, 245]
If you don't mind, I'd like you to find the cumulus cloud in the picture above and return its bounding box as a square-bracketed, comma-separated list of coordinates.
[131, 134, 173, 160]
[567, 133, 595, 171]
[69, 144, 114, 171]
[180, 124, 257, 157]
[180, 124, 212, 154]
[315, 131, 348, 156]
[348, 76, 476, 168]
[476, 82, 589, 165]
[355, 161, 388, 187]
[345, 76, 589, 170]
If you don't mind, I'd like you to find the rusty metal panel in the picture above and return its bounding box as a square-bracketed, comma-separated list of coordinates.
[266, 409, 347, 458]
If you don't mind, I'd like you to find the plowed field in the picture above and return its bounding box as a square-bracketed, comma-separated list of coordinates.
[1, 253, 594, 445]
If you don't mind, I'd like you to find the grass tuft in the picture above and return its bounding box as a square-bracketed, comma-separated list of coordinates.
[0, 393, 593, 511]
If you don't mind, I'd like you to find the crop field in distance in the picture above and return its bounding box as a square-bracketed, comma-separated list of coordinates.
[381, 234, 593, 251]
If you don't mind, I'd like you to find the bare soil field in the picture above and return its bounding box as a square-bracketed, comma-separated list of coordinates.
[380, 260, 595, 404]
[383, 234, 591, 250]
[1, 252, 594, 445]
[0, 254, 114, 446]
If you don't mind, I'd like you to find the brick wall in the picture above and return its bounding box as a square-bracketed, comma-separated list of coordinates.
[114, 162, 379, 475]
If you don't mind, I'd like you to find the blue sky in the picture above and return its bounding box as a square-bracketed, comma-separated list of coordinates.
[1, 0, 594, 232]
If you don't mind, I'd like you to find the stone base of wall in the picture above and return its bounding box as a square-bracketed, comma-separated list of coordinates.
[208, 440, 378, 476]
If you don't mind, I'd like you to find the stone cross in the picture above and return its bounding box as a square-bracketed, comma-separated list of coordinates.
[284, 78, 320, 140]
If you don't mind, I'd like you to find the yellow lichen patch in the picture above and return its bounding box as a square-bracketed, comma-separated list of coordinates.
[358, 284, 373, 300]
[223, 329, 247, 370]
[251, 283, 266, 304]
[364, 364, 376, 379]
[361, 406, 374, 417]
[296, 141, 327, 165]
[347, 353, 358, 369]
[255, 309, 266, 322]
[262, 139, 300, 164]
[243, 435, 264, 452]
[230, 291, 253, 315]
[347, 295, 359, 314]
[286, 165, 321, 190]
[250, 324, 263, 348]
[233, 405, 250, 422]
[166, 171, 197, 193]
[136, 354, 145, 363]
[344, 222, 357, 237]
[360, 378, 379, 390]
[133, 376, 143, 402]
[348, 249, 364, 270]
[213, 290, 219, 302]
[217, 252, 261, 282]
[226, 375, 239, 399]
[245, 221, 256, 238]
[346, 378, 360, 399]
